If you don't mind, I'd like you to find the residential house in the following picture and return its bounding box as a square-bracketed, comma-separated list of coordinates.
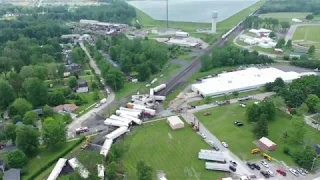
[76, 81, 89, 93]
[65, 63, 82, 73]
[15, 121, 23, 126]
[4, 168, 20, 180]
[32, 108, 43, 116]
[53, 104, 79, 113]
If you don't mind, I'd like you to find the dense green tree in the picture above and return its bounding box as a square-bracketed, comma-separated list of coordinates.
[137, 161, 153, 180]
[305, 94, 320, 112]
[43, 105, 55, 118]
[254, 113, 269, 138]
[272, 96, 286, 109]
[7, 150, 27, 168]
[293, 146, 317, 170]
[43, 117, 66, 151]
[12, 115, 22, 124]
[308, 45, 316, 55]
[62, 113, 73, 124]
[0, 79, 15, 108]
[71, 47, 85, 64]
[19, 66, 34, 80]
[48, 91, 66, 106]
[280, 21, 290, 31]
[32, 65, 47, 80]
[16, 125, 40, 156]
[23, 111, 38, 125]
[287, 116, 306, 144]
[23, 77, 48, 107]
[104, 69, 125, 91]
[4, 123, 16, 143]
[68, 76, 78, 89]
[275, 38, 286, 48]
[10, 98, 32, 117]
[306, 14, 314, 20]
[200, 55, 212, 72]
[8, 71, 23, 97]
[286, 40, 292, 48]
[246, 104, 260, 122]
[268, 31, 276, 38]
[286, 89, 305, 108]
[297, 103, 309, 116]
[137, 63, 151, 82]
[0, 57, 13, 77]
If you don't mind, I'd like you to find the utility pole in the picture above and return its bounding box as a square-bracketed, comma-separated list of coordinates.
[166, 0, 169, 28]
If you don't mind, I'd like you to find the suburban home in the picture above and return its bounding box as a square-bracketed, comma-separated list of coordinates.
[65, 63, 82, 73]
[32, 108, 43, 116]
[53, 104, 79, 113]
[4, 168, 20, 180]
[76, 81, 89, 93]
[0, 159, 5, 172]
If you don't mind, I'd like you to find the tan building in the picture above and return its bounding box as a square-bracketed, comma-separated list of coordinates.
[167, 116, 184, 130]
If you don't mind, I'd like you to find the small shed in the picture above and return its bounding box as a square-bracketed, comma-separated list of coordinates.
[167, 116, 184, 130]
[258, 137, 276, 151]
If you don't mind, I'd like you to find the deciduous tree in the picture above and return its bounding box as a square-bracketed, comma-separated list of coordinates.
[23, 111, 38, 125]
[308, 45, 315, 55]
[287, 116, 306, 144]
[23, 77, 48, 107]
[0, 79, 15, 108]
[68, 76, 78, 89]
[16, 125, 40, 156]
[137, 161, 153, 180]
[10, 98, 32, 117]
[7, 150, 27, 168]
[107, 161, 118, 180]
[42, 117, 66, 151]
[305, 94, 320, 112]
[254, 113, 269, 138]
[4, 123, 16, 143]
[43, 105, 54, 118]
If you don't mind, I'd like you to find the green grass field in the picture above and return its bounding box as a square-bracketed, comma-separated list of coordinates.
[121, 120, 226, 180]
[292, 26, 320, 49]
[135, 0, 264, 33]
[195, 102, 320, 165]
[259, 12, 320, 23]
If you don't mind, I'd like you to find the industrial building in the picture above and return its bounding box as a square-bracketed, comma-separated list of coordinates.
[258, 137, 276, 151]
[167, 116, 185, 130]
[191, 67, 314, 97]
[249, 28, 272, 37]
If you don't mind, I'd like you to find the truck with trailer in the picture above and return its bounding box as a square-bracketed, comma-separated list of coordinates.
[104, 119, 129, 127]
[116, 110, 141, 118]
[109, 115, 132, 124]
[215, 100, 230, 106]
[105, 126, 128, 140]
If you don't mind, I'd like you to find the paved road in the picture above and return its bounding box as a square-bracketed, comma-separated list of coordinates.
[304, 113, 320, 130]
[67, 42, 115, 138]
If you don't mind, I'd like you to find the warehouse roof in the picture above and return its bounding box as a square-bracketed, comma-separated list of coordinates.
[192, 67, 309, 97]
[259, 137, 276, 147]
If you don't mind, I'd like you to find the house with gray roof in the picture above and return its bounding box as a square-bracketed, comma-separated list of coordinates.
[4, 168, 20, 180]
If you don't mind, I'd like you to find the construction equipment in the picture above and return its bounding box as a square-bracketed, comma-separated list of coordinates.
[262, 153, 272, 161]
[251, 148, 261, 154]
[190, 122, 195, 127]
[192, 125, 199, 132]
[81, 136, 92, 150]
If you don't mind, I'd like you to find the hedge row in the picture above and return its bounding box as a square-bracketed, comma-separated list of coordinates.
[290, 60, 320, 69]
[26, 136, 85, 180]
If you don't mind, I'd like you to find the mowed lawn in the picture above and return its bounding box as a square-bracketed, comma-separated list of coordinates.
[121, 120, 226, 180]
[293, 26, 320, 41]
[195, 102, 320, 166]
[259, 12, 308, 22]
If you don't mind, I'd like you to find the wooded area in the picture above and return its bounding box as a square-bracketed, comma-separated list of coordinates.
[259, 0, 320, 14]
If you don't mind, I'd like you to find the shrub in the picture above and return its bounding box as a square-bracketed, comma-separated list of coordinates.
[283, 55, 290, 60]
[283, 147, 291, 155]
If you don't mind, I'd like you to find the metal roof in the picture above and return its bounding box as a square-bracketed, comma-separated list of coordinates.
[198, 152, 226, 162]
[205, 162, 230, 172]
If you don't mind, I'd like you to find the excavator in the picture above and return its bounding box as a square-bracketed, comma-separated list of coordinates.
[262, 153, 272, 161]
[251, 148, 261, 154]
[81, 136, 92, 150]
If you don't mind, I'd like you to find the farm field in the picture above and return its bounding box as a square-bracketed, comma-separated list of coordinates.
[260, 12, 312, 22]
[195, 102, 320, 165]
[292, 25, 320, 49]
[121, 120, 225, 180]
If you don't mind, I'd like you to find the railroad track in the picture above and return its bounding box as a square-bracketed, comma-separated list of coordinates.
[159, 25, 243, 96]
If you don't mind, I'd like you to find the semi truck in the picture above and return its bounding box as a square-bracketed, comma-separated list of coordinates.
[109, 115, 132, 124]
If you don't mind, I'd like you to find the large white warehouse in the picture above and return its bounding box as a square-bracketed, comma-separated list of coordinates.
[191, 67, 315, 97]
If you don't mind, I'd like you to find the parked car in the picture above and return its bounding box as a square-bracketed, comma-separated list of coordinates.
[260, 170, 270, 178]
[289, 168, 299, 177]
[300, 168, 308, 174]
[276, 169, 286, 176]
[234, 121, 244, 126]
[200, 133, 206, 139]
[95, 103, 101, 108]
[261, 160, 269, 168]
[247, 162, 255, 170]
[312, 120, 319, 124]
[252, 163, 261, 170]
[229, 165, 236, 172]
[296, 168, 306, 176]
[221, 141, 228, 148]
[229, 160, 237, 167]
[266, 170, 274, 177]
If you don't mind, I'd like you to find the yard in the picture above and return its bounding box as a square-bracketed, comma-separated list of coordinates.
[121, 120, 226, 180]
[195, 102, 320, 166]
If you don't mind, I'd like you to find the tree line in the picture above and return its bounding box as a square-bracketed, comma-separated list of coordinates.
[244, 16, 290, 32]
[200, 45, 274, 72]
[259, 0, 320, 14]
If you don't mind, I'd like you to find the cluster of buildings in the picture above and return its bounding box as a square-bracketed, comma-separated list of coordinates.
[70, 19, 128, 36]
[191, 67, 316, 97]
[239, 28, 277, 49]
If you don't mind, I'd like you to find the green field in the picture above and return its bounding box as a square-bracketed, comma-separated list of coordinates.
[195, 102, 320, 165]
[121, 120, 226, 180]
[293, 25, 320, 49]
[259, 12, 320, 23]
[135, 0, 264, 33]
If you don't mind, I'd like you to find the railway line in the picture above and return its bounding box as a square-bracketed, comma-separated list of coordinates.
[159, 24, 244, 96]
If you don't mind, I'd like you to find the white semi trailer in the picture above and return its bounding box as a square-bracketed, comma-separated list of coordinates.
[109, 115, 132, 124]
[116, 110, 141, 118]
[104, 119, 129, 127]
[105, 126, 128, 140]
[153, 84, 166, 93]
[154, 95, 166, 101]
[128, 103, 156, 116]
[119, 114, 142, 125]
[119, 107, 143, 113]
[100, 139, 113, 157]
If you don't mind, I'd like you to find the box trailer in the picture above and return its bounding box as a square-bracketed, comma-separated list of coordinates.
[129, 104, 156, 116]
[151, 78, 158, 84]
[116, 110, 141, 118]
[105, 126, 128, 140]
[154, 95, 166, 101]
[175, 31, 189, 37]
[97, 164, 105, 180]
[104, 119, 129, 127]
[100, 139, 113, 157]
[109, 115, 132, 124]
[47, 158, 68, 180]
[150, 88, 154, 96]
[119, 107, 143, 113]
[153, 84, 166, 93]
[119, 114, 142, 125]
[68, 158, 90, 179]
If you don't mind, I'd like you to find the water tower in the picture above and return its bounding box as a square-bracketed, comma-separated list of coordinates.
[212, 11, 218, 33]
